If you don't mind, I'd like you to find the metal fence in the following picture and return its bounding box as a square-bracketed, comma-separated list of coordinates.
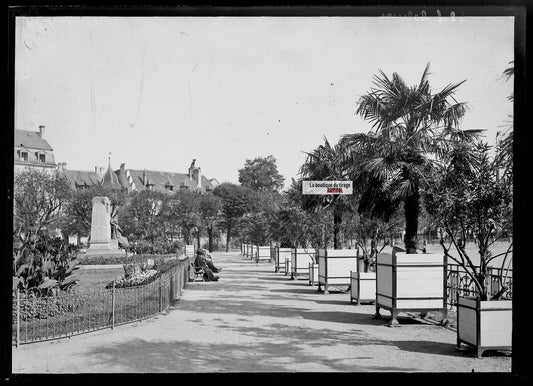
[446, 264, 513, 307]
[13, 256, 191, 346]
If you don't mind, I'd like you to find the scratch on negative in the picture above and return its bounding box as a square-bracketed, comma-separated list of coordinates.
[90, 78, 96, 132]
[189, 60, 201, 128]
[133, 41, 148, 126]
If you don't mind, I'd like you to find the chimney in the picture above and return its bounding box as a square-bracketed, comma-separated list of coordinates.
[95, 166, 98, 173]
[100, 167, 104, 174]
[38, 125, 45, 138]
[192, 168, 202, 188]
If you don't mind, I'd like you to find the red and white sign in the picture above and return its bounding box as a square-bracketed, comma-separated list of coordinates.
[302, 180, 353, 195]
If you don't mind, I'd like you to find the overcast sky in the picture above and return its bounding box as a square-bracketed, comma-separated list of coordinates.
[15, 16, 514, 188]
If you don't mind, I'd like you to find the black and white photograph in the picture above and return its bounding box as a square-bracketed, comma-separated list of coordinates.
[6, 4, 526, 376]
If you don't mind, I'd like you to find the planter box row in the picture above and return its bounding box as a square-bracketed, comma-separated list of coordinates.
[317, 249, 359, 294]
[273, 247, 512, 357]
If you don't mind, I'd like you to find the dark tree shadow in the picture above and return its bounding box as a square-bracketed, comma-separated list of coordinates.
[84, 337, 418, 373]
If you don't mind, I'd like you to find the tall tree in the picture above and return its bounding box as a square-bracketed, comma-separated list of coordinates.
[173, 190, 202, 246]
[495, 60, 513, 184]
[14, 169, 72, 254]
[60, 184, 127, 245]
[199, 193, 221, 252]
[424, 140, 513, 300]
[300, 137, 356, 249]
[343, 63, 473, 253]
[213, 183, 256, 252]
[119, 190, 165, 244]
[238, 155, 285, 192]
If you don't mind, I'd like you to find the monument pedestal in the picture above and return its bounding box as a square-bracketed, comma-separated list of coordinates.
[86, 241, 126, 257]
[85, 196, 126, 257]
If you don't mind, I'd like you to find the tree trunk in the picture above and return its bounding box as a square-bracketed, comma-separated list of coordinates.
[226, 223, 231, 252]
[404, 188, 420, 254]
[196, 229, 201, 250]
[208, 226, 213, 252]
[333, 205, 342, 249]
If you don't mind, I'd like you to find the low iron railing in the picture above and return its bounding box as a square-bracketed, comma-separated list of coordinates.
[446, 264, 512, 307]
[12, 255, 191, 346]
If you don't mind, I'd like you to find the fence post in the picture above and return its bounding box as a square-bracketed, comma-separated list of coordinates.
[177, 265, 181, 296]
[16, 288, 20, 348]
[111, 282, 115, 329]
[159, 276, 162, 313]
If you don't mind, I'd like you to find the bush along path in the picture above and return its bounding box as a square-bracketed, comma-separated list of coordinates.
[12, 251, 511, 373]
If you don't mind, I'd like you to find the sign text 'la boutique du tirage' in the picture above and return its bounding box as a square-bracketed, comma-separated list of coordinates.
[302, 181, 353, 195]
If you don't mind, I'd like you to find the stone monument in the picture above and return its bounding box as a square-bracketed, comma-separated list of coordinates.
[86, 196, 126, 256]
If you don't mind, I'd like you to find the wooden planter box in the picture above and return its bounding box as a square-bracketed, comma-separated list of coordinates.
[185, 244, 195, 257]
[375, 251, 447, 326]
[275, 248, 292, 273]
[249, 244, 256, 260]
[255, 246, 271, 263]
[350, 271, 376, 304]
[284, 258, 292, 276]
[457, 296, 512, 358]
[317, 249, 358, 294]
[308, 262, 319, 286]
[291, 248, 316, 279]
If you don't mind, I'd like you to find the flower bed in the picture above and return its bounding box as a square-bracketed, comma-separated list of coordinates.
[107, 269, 159, 289]
[105, 258, 181, 289]
[77, 253, 177, 266]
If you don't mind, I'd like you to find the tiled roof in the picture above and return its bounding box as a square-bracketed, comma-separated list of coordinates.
[127, 169, 200, 193]
[60, 170, 102, 188]
[102, 164, 121, 188]
[201, 175, 215, 191]
[15, 130, 53, 151]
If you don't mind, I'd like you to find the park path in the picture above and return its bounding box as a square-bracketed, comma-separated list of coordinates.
[11, 251, 511, 373]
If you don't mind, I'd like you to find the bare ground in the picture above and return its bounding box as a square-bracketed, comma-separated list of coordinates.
[11, 251, 511, 373]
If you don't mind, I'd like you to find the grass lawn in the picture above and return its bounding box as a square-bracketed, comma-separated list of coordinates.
[72, 267, 125, 292]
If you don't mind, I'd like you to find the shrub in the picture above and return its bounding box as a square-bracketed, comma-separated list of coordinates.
[77, 253, 176, 266]
[106, 269, 159, 289]
[13, 233, 80, 295]
[12, 291, 83, 321]
[129, 239, 184, 255]
[104, 257, 181, 289]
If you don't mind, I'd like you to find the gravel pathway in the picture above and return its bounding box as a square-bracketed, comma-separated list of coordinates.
[11, 251, 512, 373]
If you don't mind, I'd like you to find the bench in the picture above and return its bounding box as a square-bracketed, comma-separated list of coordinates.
[190, 263, 205, 282]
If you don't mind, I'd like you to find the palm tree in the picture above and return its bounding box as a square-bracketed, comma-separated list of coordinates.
[342, 63, 474, 253]
[495, 60, 513, 183]
[299, 137, 356, 249]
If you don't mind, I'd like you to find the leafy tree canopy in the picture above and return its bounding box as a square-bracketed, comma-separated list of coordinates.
[238, 155, 285, 192]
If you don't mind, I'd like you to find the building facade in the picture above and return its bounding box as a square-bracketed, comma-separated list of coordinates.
[14, 126, 56, 172]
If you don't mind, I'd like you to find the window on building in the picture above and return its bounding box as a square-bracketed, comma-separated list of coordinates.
[39, 154, 46, 163]
[166, 185, 174, 191]
[147, 184, 153, 191]
[20, 151, 28, 162]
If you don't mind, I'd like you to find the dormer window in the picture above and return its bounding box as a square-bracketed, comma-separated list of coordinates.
[19, 151, 28, 162]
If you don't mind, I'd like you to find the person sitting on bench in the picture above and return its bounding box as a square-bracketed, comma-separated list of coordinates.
[196, 248, 222, 273]
[194, 249, 219, 281]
